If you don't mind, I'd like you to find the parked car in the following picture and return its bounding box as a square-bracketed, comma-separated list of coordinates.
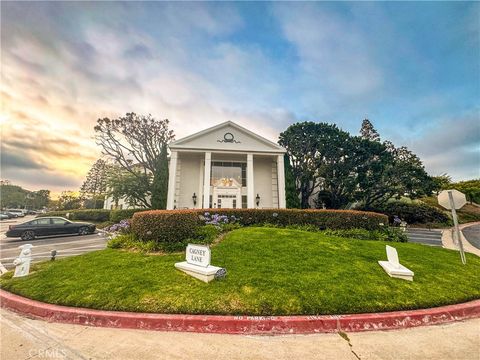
[26, 210, 38, 215]
[6, 217, 96, 241]
[5, 209, 25, 217]
[0, 214, 9, 220]
[1, 212, 17, 218]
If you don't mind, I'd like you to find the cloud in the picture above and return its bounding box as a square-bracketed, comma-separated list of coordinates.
[405, 112, 480, 180]
[273, 3, 383, 98]
[1, 148, 50, 170]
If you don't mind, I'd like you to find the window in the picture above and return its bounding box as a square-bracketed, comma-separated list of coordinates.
[37, 218, 51, 225]
[233, 199, 237, 209]
[211, 162, 246, 187]
[51, 218, 67, 225]
[242, 195, 247, 209]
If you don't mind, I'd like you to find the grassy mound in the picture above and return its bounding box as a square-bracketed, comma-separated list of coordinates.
[1, 227, 479, 315]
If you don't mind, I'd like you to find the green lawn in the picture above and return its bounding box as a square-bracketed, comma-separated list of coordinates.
[1, 227, 479, 315]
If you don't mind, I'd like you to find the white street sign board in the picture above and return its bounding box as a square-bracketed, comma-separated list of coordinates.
[438, 190, 466, 210]
[186, 244, 211, 268]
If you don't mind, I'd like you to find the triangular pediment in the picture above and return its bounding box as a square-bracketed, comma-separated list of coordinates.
[169, 121, 285, 153]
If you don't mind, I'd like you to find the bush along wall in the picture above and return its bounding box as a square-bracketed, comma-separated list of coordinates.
[38, 208, 147, 223]
[131, 208, 388, 245]
[363, 202, 449, 225]
[38, 209, 111, 222]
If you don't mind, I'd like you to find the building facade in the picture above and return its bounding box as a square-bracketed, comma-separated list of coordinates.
[167, 121, 286, 210]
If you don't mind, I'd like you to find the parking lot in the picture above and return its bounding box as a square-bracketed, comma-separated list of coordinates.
[0, 216, 107, 269]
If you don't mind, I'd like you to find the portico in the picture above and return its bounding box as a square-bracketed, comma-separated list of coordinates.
[166, 121, 286, 210]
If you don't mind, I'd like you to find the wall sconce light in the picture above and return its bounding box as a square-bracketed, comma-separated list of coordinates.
[192, 193, 197, 206]
[256, 194, 260, 206]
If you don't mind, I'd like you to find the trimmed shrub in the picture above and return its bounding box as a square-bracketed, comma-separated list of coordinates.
[39, 208, 148, 223]
[132, 208, 387, 245]
[364, 202, 449, 225]
[38, 209, 111, 222]
[131, 210, 202, 245]
[110, 209, 146, 223]
[324, 227, 408, 243]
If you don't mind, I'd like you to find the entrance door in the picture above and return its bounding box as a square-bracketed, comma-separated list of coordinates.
[217, 195, 237, 209]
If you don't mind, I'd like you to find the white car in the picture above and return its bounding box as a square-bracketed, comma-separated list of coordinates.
[0, 214, 9, 220]
[5, 209, 25, 217]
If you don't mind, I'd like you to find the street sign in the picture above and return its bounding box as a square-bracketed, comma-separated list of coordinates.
[438, 190, 466, 210]
[437, 190, 467, 265]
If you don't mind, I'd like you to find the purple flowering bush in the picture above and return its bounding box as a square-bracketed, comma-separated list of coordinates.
[203, 212, 238, 228]
[106, 219, 131, 236]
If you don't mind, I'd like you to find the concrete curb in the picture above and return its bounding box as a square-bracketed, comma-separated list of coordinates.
[1, 290, 479, 335]
[441, 221, 480, 257]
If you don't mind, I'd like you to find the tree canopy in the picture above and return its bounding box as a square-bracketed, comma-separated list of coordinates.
[94, 113, 175, 209]
[80, 159, 108, 209]
[0, 182, 50, 209]
[279, 119, 435, 209]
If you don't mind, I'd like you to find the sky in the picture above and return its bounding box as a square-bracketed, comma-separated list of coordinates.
[1, 1, 479, 197]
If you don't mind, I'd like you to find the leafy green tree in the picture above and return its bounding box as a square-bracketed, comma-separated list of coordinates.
[431, 174, 452, 193]
[355, 140, 435, 208]
[0, 184, 28, 208]
[105, 165, 151, 208]
[58, 191, 82, 210]
[94, 113, 175, 209]
[31, 190, 50, 209]
[280, 120, 435, 209]
[280, 122, 360, 209]
[449, 179, 480, 204]
[80, 159, 108, 209]
[284, 154, 301, 208]
[359, 118, 380, 142]
[279, 122, 323, 208]
[151, 144, 169, 209]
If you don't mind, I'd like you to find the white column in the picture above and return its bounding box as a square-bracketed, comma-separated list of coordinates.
[203, 152, 211, 208]
[247, 153, 255, 208]
[277, 154, 286, 209]
[166, 151, 178, 210]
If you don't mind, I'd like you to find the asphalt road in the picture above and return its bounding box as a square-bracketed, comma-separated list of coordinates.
[0, 216, 108, 269]
[462, 224, 480, 250]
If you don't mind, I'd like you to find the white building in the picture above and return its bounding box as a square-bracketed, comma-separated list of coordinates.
[167, 121, 286, 210]
[104, 121, 287, 210]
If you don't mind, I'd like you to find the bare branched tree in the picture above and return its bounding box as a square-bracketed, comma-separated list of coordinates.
[94, 113, 175, 209]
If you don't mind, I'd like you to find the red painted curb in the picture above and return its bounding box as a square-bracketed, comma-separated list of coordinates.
[1, 290, 479, 334]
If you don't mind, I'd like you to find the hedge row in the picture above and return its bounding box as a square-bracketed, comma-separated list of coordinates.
[132, 208, 388, 244]
[362, 202, 449, 224]
[38, 209, 146, 223]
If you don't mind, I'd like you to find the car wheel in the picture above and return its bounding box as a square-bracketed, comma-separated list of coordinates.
[21, 230, 35, 241]
[79, 226, 90, 235]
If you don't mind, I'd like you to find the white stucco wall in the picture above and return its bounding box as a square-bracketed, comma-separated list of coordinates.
[177, 153, 202, 209]
[253, 156, 276, 208]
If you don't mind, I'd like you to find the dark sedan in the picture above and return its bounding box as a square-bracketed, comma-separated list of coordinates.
[6, 217, 96, 241]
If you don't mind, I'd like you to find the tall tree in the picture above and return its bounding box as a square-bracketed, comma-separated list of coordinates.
[279, 122, 322, 208]
[58, 191, 82, 210]
[359, 118, 380, 142]
[284, 154, 301, 208]
[94, 113, 175, 209]
[355, 140, 435, 208]
[80, 159, 108, 208]
[151, 144, 169, 209]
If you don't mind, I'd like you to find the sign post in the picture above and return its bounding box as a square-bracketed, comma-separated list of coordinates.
[438, 190, 467, 264]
